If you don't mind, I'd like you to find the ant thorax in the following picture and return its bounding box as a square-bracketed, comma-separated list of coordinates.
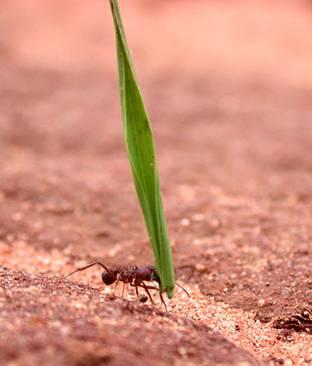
[118, 267, 134, 283]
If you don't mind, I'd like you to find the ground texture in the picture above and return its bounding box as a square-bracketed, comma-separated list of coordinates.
[0, 1, 312, 365]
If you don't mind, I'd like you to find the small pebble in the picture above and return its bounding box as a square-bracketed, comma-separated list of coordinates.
[195, 264, 206, 273]
[281, 287, 292, 298]
[284, 359, 293, 366]
[257, 299, 266, 307]
[180, 218, 190, 227]
[178, 347, 187, 356]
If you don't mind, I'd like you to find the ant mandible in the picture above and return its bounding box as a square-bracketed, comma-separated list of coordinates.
[65, 262, 189, 310]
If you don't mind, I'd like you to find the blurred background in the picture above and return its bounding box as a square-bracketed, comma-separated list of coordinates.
[2, 0, 312, 80]
[2, 0, 312, 154]
[1, 0, 312, 156]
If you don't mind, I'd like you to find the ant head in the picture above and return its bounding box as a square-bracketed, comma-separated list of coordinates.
[101, 271, 116, 285]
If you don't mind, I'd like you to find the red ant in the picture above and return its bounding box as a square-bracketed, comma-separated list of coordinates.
[65, 262, 190, 310]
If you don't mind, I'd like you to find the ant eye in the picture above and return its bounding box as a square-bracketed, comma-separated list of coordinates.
[101, 271, 115, 285]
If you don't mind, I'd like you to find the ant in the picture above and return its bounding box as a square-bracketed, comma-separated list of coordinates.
[65, 262, 190, 310]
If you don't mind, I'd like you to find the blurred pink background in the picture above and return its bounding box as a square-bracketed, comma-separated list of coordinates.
[1, 0, 312, 87]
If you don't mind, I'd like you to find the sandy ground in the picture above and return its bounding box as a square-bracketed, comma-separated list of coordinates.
[0, 1, 311, 365]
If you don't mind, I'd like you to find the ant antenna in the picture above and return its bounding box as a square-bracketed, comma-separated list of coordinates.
[65, 261, 114, 278]
[176, 282, 190, 297]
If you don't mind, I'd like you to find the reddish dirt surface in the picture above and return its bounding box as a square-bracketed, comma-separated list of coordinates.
[0, 1, 312, 365]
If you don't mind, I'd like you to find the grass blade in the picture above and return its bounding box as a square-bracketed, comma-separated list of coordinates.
[109, 0, 175, 298]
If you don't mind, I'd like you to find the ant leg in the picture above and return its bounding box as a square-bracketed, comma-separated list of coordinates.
[176, 282, 191, 297]
[140, 283, 155, 305]
[122, 283, 125, 297]
[138, 284, 167, 311]
[158, 291, 167, 311]
[114, 279, 119, 291]
[137, 284, 158, 291]
[65, 262, 113, 278]
[129, 283, 147, 301]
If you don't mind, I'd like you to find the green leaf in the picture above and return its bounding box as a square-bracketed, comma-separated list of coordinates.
[109, 0, 175, 298]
